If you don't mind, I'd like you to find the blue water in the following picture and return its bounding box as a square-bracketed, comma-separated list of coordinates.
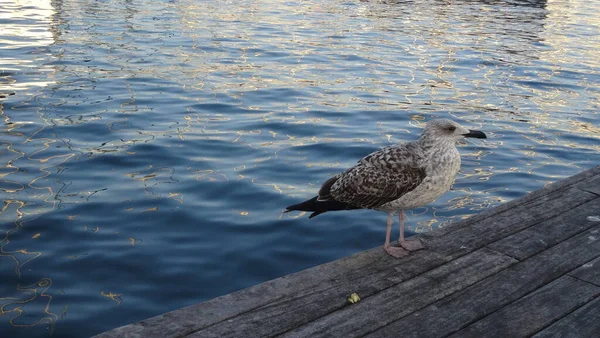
[1, 0, 599, 336]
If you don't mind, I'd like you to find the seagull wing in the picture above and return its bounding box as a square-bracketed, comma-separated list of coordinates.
[329, 165, 426, 209]
[318, 143, 427, 209]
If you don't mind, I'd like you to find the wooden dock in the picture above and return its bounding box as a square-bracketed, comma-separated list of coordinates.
[96, 165, 600, 338]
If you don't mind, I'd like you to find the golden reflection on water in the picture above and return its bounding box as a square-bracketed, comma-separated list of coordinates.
[1, 0, 600, 335]
[0, 278, 57, 335]
[1, 0, 64, 333]
[100, 291, 123, 306]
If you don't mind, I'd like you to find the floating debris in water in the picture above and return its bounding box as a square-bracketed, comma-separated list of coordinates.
[101, 291, 123, 305]
[587, 216, 600, 222]
[129, 238, 143, 246]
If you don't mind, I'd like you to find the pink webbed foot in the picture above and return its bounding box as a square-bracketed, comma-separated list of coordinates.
[384, 244, 410, 258]
[399, 238, 425, 252]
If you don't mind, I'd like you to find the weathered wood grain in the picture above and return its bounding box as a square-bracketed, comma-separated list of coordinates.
[430, 165, 600, 237]
[98, 172, 596, 338]
[570, 255, 600, 287]
[448, 276, 600, 338]
[183, 187, 594, 338]
[575, 173, 600, 196]
[191, 248, 516, 338]
[422, 187, 597, 258]
[184, 251, 445, 338]
[94, 166, 600, 338]
[92, 245, 389, 338]
[532, 297, 600, 338]
[365, 224, 600, 338]
[487, 196, 600, 260]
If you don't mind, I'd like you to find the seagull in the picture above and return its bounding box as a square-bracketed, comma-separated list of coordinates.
[285, 119, 487, 258]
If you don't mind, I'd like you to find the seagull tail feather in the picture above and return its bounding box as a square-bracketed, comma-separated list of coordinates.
[285, 196, 360, 219]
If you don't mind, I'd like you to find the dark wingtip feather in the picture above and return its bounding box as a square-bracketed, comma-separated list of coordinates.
[286, 196, 361, 219]
[309, 211, 322, 219]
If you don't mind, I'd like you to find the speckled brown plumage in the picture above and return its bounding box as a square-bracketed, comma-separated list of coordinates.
[285, 119, 486, 258]
[319, 150, 426, 209]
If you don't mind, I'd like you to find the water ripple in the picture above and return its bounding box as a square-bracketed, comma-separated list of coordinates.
[0, 0, 599, 336]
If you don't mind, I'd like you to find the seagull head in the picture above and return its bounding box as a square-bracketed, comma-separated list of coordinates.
[422, 119, 487, 142]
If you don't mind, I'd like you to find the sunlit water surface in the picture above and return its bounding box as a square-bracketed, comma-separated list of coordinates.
[1, 0, 599, 336]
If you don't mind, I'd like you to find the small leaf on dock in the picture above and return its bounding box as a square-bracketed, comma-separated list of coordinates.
[347, 293, 361, 304]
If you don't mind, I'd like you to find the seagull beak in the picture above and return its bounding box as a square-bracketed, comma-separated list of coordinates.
[462, 130, 487, 139]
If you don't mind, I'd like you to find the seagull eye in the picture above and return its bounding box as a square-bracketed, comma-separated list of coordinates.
[447, 126, 456, 132]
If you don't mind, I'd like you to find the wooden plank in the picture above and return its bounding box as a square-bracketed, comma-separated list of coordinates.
[575, 173, 600, 196]
[423, 187, 598, 258]
[487, 197, 600, 260]
[274, 189, 600, 338]
[532, 297, 600, 338]
[570, 255, 600, 287]
[365, 224, 600, 338]
[190, 248, 516, 338]
[431, 165, 600, 237]
[185, 188, 593, 338]
[92, 246, 390, 338]
[448, 276, 600, 338]
[93, 246, 461, 338]
[94, 167, 600, 338]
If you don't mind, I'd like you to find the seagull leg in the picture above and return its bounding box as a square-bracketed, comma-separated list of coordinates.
[384, 211, 409, 258]
[399, 210, 425, 251]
